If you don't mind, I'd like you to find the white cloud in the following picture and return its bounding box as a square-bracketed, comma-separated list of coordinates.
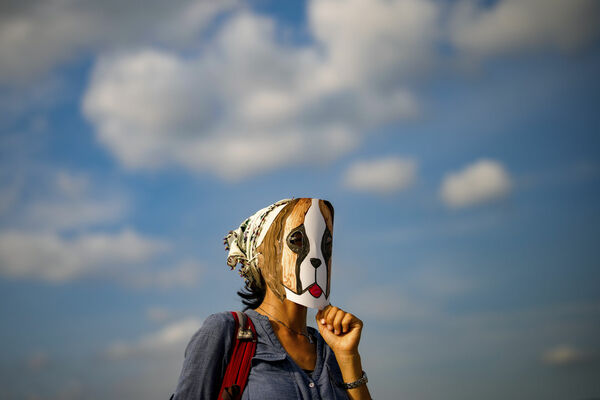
[21, 170, 126, 231]
[0, 227, 206, 289]
[82, 1, 432, 180]
[541, 345, 587, 366]
[4, 0, 597, 85]
[0, 0, 237, 84]
[441, 159, 512, 208]
[0, 229, 169, 281]
[25, 198, 125, 232]
[6, 0, 599, 184]
[79, 0, 600, 180]
[0, 168, 126, 232]
[450, 0, 600, 57]
[0, 167, 205, 289]
[343, 157, 417, 194]
[106, 318, 201, 359]
[309, 0, 439, 86]
[82, 43, 361, 180]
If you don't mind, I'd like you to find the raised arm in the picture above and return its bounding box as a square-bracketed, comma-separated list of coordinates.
[316, 305, 372, 400]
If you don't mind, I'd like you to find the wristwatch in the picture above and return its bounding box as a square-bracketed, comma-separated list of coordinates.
[338, 370, 368, 389]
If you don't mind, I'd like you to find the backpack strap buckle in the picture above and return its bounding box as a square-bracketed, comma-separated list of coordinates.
[234, 311, 256, 342]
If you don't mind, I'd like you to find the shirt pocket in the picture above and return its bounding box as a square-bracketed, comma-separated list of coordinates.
[243, 352, 301, 399]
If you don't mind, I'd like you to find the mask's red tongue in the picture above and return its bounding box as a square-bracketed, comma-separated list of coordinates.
[308, 284, 323, 298]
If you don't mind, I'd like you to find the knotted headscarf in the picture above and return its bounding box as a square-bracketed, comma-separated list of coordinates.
[224, 199, 292, 287]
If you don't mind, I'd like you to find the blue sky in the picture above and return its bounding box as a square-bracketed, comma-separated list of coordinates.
[1, 0, 599, 398]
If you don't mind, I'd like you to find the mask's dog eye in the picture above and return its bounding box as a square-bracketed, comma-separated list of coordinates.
[287, 225, 308, 256]
[321, 229, 332, 260]
[288, 231, 303, 247]
[285, 224, 310, 262]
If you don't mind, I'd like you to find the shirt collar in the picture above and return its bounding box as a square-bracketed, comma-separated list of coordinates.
[246, 308, 325, 374]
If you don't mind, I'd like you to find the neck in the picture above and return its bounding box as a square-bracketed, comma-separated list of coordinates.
[257, 286, 307, 333]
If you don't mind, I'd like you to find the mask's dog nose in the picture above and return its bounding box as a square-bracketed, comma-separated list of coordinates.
[310, 258, 322, 268]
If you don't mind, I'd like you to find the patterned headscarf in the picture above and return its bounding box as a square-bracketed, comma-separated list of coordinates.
[224, 199, 292, 287]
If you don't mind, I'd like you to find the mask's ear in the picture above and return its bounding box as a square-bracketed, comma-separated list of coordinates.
[256, 199, 299, 302]
[318, 199, 334, 235]
[322, 200, 334, 225]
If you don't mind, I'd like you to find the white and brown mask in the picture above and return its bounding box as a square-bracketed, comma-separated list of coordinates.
[257, 198, 334, 309]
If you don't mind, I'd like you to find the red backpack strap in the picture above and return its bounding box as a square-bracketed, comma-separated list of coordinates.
[218, 311, 257, 400]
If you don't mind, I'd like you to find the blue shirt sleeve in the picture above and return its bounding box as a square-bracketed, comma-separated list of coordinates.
[172, 312, 235, 400]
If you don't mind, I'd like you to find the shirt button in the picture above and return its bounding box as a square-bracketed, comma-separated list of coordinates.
[309, 382, 315, 388]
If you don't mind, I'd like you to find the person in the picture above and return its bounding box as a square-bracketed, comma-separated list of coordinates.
[172, 198, 371, 399]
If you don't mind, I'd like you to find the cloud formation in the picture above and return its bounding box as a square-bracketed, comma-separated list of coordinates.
[72, 0, 595, 180]
[81, 1, 433, 180]
[0, 0, 237, 84]
[22, 170, 126, 231]
[106, 318, 201, 359]
[3, 1, 600, 181]
[0, 168, 126, 232]
[0, 228, 168, 281]
[440, 159, 512, 208]
[343, 156, 417, 194]
[450, 0, 600, 57]
[4, 0, 597, 85]
[0, 168, 203, 288]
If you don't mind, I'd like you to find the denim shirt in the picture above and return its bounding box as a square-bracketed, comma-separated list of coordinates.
[172, 309, 349, 399]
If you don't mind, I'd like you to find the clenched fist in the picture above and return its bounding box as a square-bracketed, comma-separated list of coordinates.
[316, 305, 363, 357]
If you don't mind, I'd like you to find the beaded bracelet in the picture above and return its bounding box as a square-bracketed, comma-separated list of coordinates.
[338, 370, 368, 389]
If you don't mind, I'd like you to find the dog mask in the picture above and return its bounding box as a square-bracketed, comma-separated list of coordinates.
[257, 198, 334, 309]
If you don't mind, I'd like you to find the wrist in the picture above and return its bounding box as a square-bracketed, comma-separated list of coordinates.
[333, 350, 360, 362]
[335, 352, 363, 383]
